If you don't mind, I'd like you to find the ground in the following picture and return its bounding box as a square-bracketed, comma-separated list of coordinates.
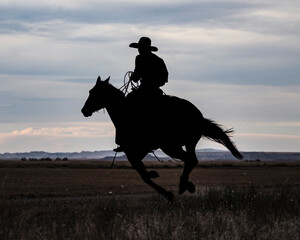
[0, 160, 299, 239]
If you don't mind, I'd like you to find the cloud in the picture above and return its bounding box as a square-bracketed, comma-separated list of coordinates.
[199, 131, 300, 152]
[234, 132, 300, 152]
[257, 122, 300, 127]
[1, 122, 114, 137]
[1, 0, 299, 85]
[0, 74, 91, 99]
[1, 120, 299, 153]
[164, 80, 300, 123]
[1, 17, 298, 85]
[0, 122, 115, 152]
[9, 123, 114, 138]
[237, 132, 300, 140]
[0, 0, 300, 152]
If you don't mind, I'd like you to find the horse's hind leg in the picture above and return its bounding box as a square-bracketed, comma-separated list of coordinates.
[179, 143, 198, 194]
[161, 144, 198, 194]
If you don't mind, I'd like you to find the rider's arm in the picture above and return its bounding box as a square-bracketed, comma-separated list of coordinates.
[130, 55, 142, 82]
[157, 58, 168, 86]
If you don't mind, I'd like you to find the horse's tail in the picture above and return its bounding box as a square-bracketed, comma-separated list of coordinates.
[202, 118, 243, 160]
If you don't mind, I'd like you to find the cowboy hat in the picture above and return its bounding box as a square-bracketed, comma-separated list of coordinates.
[129, 37, 158, 52]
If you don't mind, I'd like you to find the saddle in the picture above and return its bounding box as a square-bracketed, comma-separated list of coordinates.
[116, 87, 167, 150]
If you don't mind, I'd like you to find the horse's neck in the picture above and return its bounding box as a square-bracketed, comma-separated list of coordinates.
[106, 104, 122, 129]
[105, 89, 125, 129]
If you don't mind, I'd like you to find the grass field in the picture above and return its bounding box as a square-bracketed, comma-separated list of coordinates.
[1, 160, 299, 239]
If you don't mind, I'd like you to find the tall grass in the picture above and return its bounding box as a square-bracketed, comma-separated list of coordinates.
[1, 186, 299, 240]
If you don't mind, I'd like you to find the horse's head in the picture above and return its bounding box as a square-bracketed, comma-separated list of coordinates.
[81, 76, 112, 117]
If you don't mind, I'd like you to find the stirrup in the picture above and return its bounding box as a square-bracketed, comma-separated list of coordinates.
[113, 146, 123, 152]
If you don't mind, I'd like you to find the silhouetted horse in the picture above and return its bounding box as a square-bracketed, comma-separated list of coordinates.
[81, 76, 243, 201]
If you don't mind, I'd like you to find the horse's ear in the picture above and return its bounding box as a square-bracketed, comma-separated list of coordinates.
[104, 76, 110, 83]
[96, 76, 101, 85]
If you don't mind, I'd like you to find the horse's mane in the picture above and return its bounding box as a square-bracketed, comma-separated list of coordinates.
[107, 82, 126, 100]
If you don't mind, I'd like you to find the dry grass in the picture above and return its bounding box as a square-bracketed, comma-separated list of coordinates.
[1, 186, 299, 240]
[0, 160, 299, 239]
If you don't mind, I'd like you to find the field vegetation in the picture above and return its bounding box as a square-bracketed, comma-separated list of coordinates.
[0, 160, 299, 239]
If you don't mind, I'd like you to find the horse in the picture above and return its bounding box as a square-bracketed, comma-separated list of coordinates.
[81, 76, 243, 201]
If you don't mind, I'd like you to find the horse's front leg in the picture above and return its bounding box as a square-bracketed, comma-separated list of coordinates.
[126, 151, 174, 201]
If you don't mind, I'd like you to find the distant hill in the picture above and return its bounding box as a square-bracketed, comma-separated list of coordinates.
[195, 151, 300, 161]
[1, 149, 300, 161]
[0, 150, 117, 160]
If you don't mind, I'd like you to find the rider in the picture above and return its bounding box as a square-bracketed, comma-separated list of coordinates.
[128, 36, 168, 97]
[114, 37, 169, 152]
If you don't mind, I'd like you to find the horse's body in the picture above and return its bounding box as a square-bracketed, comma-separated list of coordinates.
[81, 76, 243, 201]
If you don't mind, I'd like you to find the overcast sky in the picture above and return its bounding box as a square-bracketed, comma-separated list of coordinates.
[0, 0, 299, 153]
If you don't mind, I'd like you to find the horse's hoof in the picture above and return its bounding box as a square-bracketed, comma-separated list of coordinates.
[148, 170, 159, 179]
[166, 191, 175, 202]
[179, 181, 187, 194]
[178, 181, 195, 194]
[186, 182, 196, 193]
[178, 186, 186, 194]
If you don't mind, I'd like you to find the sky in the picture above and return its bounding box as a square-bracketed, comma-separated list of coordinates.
[0, 0, 300, 153]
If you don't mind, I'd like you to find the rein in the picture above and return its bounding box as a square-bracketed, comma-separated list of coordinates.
[119, 71, 140, 95]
